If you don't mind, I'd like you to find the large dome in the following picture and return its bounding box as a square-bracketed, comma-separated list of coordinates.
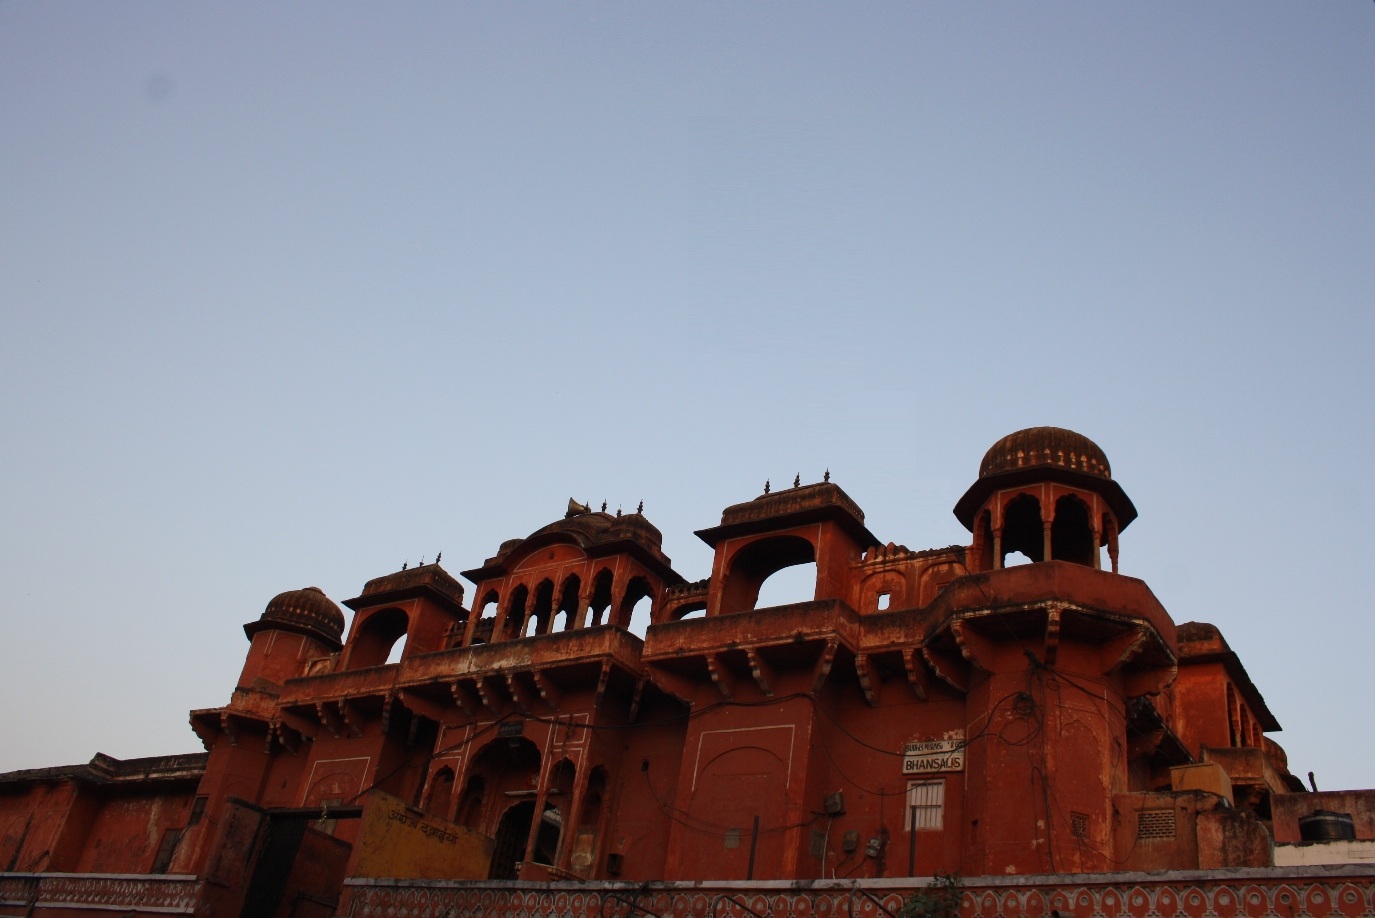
[979, 427, 1111, 480]
[245, 586, 345, 648]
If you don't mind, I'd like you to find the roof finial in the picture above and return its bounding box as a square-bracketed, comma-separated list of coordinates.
[636, 500, 644, 514]
[824, 468, 830, 482]
[435, 552, 441, 565]
[601, 499, 608, 512]
[764, 479, 771, 495]
[419, 556, 425, 566]
[793, 473, 800, 488]
[616, 506, 622, 517]
[402, 561, 408, 571]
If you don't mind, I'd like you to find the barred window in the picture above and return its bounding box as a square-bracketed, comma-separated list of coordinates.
[905, 779, 945, 831]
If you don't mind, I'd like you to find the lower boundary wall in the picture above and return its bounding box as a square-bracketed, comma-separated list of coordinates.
[3, 866, 1374, 917]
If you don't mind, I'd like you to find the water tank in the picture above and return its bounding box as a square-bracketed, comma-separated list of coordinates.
[1298, 810, 1356, 841]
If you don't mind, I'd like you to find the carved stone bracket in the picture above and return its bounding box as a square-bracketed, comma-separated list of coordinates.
[901, 648, 928, 701]
[811, 639, 838, 696]
[706, 654, 735, 700]
[532, 670, 562, 711]
[855, 652, 879, 707]
[745, 648, 774, 697]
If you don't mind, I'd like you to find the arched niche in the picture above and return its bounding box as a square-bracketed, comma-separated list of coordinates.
[859, 570, 906, 614]
[719, 535, 816, 615]
[457, 774, 486, 830]
[425, 767, 455, 820]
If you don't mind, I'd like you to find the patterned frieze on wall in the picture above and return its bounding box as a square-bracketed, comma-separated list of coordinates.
[338, 869, 1375, 918]
[0, 872, 201, 915]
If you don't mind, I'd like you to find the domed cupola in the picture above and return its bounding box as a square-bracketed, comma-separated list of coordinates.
[244, 586, 345, 651]
[954, 427, 1136, 573]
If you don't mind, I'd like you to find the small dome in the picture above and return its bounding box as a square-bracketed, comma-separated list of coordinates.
[248, 586, 345, 647]
[954, 427, 1136, 531]
[980, 427, 1111, 480]
[608, 511, 664, 547]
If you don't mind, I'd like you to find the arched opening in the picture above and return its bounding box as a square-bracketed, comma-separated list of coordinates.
[487, 796, 561, 879]
[755, 561, 818, 609]
[501, 585, 529, 641]
[588, 570, 613, 627]
[1051, 495, 1095, 566]
[720, 536, 816, 615]
[671, 601, 707, 621]
[425, 767, 454, 820]
[489, 802, 535, 880]
[470, 590, 499, 645]
[556, 575, 581, 632]
[1000, 494, 1044, 566]
[347, 607, 409, 669]
[457, 775, 486, 830]
[616, 576, 653, 631]
[523, 579, 554, 637]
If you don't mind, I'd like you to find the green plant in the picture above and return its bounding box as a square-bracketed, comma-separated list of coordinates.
[898, 871, 963, 918]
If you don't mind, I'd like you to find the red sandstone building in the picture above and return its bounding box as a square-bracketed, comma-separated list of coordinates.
[2, 428, 1372, 918]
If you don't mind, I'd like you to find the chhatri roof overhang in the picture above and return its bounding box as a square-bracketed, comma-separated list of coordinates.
[695, 480, 880, 548]
[954, 426, 1138, 531]
[462, 508, 684, 586]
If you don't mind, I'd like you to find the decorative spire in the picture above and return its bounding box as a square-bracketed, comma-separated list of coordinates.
[793, 473, 800, 488]
[402, 561, 408, 571]
[824, 468, 830, 482]
[435, 552, 441, 565]
[616, 506, 622, 517]
[764, 480, 771, 495]
[601, 499, 608, 512]
[637, 500, 644, 514]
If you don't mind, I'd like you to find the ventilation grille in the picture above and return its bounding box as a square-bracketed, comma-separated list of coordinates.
[1137, 809, 1176, 840]
[1070, 812, 1089, 839]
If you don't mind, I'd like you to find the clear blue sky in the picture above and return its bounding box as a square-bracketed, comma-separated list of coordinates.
[2, 3, 1372, 792]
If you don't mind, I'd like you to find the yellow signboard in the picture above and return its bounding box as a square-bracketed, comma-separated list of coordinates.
[353, 790, 494, 880]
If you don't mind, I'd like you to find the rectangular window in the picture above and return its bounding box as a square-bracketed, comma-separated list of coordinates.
[187, 796, 207, 826]
[905, 779, 944, 831]
[150, 829, 183, 874]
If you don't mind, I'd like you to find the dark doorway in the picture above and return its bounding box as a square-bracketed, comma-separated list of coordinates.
[236, 807, 355, 918]
[489, 802, 535, 879]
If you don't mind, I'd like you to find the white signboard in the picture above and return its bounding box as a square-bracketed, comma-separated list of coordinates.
[902, 736, 965, 774]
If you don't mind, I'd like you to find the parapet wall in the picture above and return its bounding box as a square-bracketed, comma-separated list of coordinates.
[4, 865, 1373, 917]
[338, 867, 1375, 918]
